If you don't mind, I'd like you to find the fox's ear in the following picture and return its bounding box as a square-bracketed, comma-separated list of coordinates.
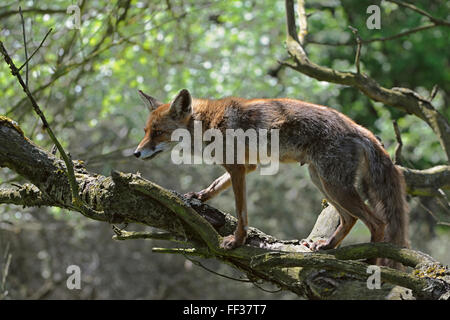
[169, 89, 192, 118]
[138, 90, 162, 111]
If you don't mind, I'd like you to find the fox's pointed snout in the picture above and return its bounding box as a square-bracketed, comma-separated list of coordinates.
[133, 144, 166, 160]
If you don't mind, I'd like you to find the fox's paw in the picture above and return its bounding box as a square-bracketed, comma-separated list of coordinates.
[300, 238, 314, 250]
[309, 239, 332, 251]
[184, 191, 208, 202]
[220, 234, 245, 250]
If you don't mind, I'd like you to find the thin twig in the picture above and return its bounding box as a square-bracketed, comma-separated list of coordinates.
[307, 0, 450, 47]
[18, 7, 28, 87]
[429, 85, 439, 102]
[1, 242, 12, 294]
[348, 26, 362, 74]
[181, 251, 252, 283]
[252, 281, 283, 294]
[0, 8, 66, 20]
[112, 226, 186, 243]
[386, 0, 450, 27]
[308, 23, 438, 46]
[416, 198, 438, 221]
[363, 23, 437, 44]
[434, 189, 450, 224]
[17, 28, 52, 72]
[393, 120, 403, 165]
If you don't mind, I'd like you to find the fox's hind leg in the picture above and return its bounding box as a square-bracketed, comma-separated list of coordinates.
[306, 165, 357, 250]
[316, 177, 386, 250]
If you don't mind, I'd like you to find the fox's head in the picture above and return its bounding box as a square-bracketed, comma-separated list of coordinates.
[134, 89, 192, 160]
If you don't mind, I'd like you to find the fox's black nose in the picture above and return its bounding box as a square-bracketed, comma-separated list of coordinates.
[134, 151, 141, 158]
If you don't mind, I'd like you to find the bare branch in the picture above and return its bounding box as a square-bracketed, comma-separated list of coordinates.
[17, 28, 53, 72]
[393, 120, 403, 165]
[18, 7, 28, 87]
[306, 1, 449, 47]
[429, 85, 439, 102]
[112, 227, 186, 243]
[308, 23, 438, 46]
[0, 8, 66, 20]
[152, 247, 210, 258]
[348, 26, 362, 74]
[386, 0, 450, 27]
[363, 23, 437, 43]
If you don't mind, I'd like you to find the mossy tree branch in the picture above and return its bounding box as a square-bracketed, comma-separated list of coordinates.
[0, 38, 108, 223]
[0, 121, 449, 299]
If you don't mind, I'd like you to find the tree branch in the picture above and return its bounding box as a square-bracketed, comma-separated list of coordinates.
[386, 0, 450, 27]
[283, 0, 450, 161]
[308, 23, 439, 46]
[393, 120, 403, 165]
[112, 227, 187, 243]
[0, 37, 107, 222]
[18, 7, 28, 87]
[400, 164, 450, 212]
[251, 250, 449, 300]
[17, 28, 53, 73]
[0, 8, 66, 20]
[308, 0, 449, 47]
[297, 0, 308, 44]
[1, 119, 449, 299]
[348, 26, 362, 74]
[0, 184, 58, 208]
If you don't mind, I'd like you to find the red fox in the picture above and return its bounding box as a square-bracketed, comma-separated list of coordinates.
[134, 89, 409, 264]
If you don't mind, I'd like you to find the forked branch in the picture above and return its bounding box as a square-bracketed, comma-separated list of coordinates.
[283, 0, 450, 162]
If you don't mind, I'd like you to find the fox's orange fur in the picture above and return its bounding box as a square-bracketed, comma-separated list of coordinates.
[135, 89, 409, 268]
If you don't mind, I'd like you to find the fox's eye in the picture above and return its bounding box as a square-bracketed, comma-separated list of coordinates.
[153, 130, 163, 137]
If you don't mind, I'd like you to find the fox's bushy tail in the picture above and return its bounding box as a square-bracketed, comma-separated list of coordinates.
[364, 138, 409, 268]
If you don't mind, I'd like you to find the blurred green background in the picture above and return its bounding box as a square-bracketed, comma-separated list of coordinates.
[0, 0, 448, 299]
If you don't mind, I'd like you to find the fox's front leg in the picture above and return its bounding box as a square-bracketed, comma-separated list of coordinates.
[185, 164, 256, 202]
[185, 172, 231, 202]
[221, 164, 248, 250]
